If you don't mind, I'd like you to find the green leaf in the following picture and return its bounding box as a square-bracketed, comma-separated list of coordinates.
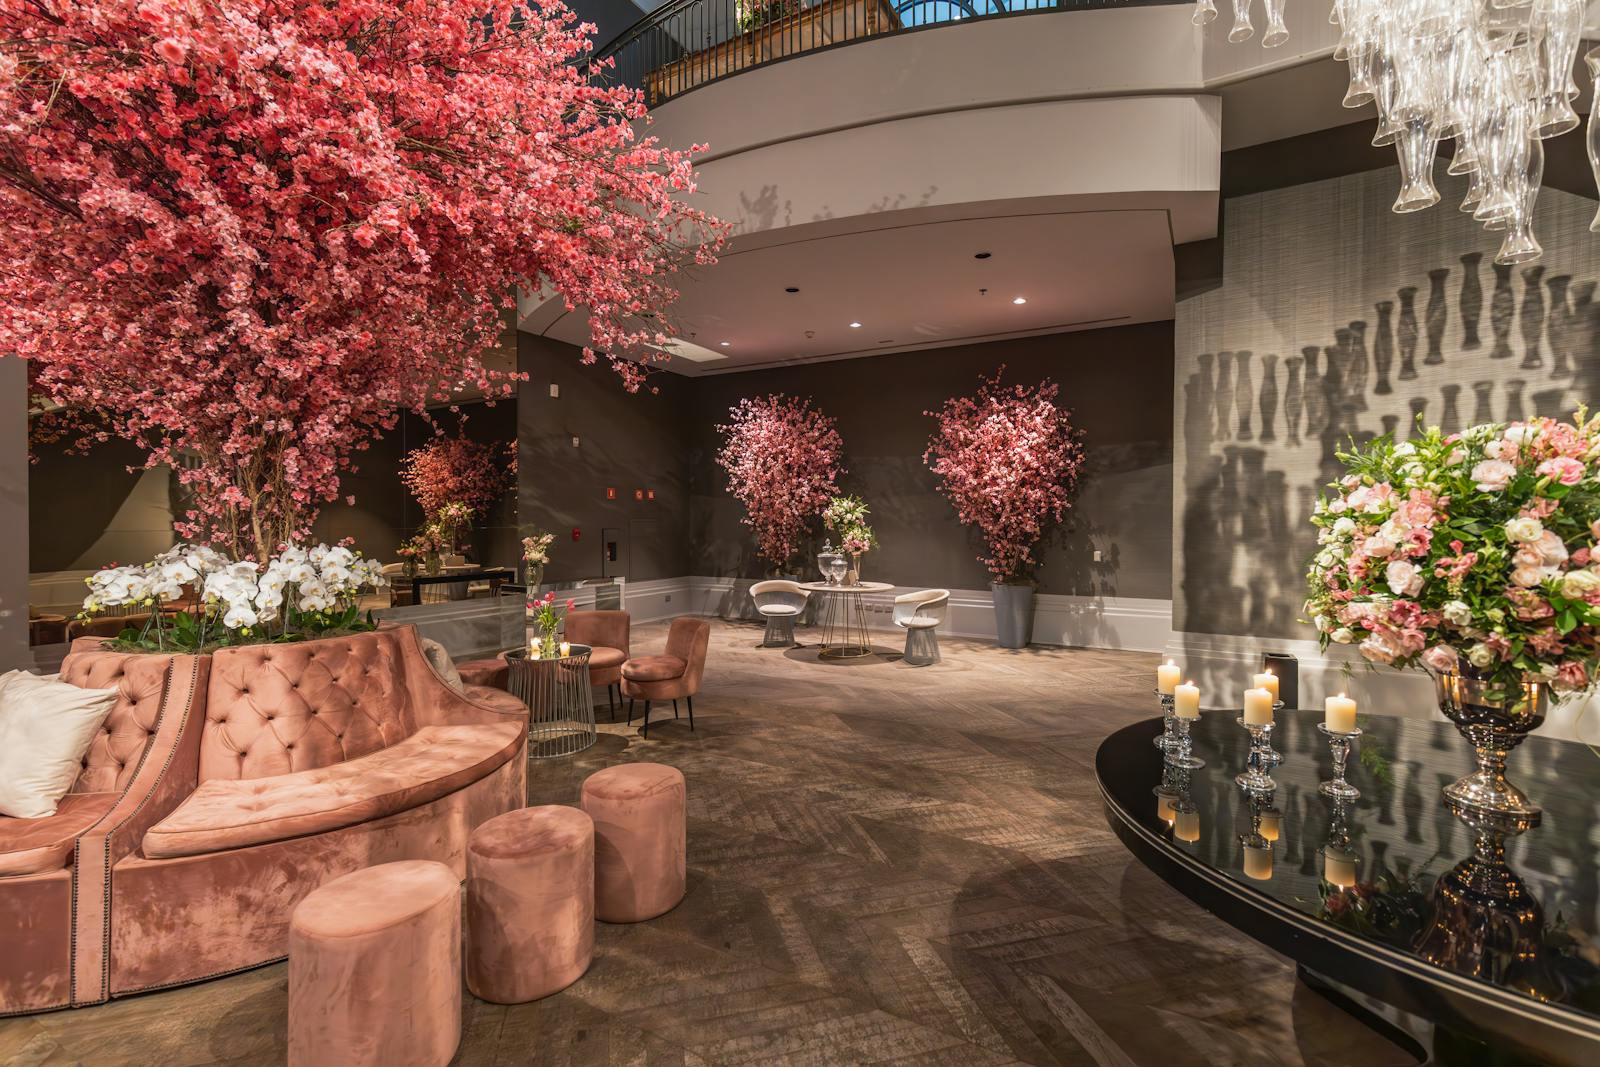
[1557, 609, 1578, 635]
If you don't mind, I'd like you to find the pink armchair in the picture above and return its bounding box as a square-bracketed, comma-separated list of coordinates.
[621, 618, 709, 738]
[562, 610, 630, 719]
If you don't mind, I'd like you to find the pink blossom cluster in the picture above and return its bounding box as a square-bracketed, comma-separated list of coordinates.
[715, 394, 844, 569]
[400, 433, 515, 521]
[923, 370, 1086, 584]
[0, 0, 723, 560]
[1306, 416, 1600, 695]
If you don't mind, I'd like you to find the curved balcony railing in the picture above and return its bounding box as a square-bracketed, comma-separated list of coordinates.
[594, 0, 1182, 106]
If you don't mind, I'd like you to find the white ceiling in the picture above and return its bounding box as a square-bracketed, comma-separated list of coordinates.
[536, 209, 1176, 376]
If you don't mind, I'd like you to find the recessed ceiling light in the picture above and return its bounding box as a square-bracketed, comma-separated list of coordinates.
[974, 252, 992, 260]
[1012, 296, 1027, 305]
[785, 286, 800, 293]
[849, 321, 862, 328]
[719, 341, 731, 346]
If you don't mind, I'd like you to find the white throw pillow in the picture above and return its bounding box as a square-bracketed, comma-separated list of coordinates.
[418, 637, 465, 693]
[0, 670, 121, 819]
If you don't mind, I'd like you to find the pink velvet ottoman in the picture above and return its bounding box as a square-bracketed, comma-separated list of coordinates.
[288, 860, 462, 1067]
[580, 763, 687, 923]
[466, 805, 595, 1003]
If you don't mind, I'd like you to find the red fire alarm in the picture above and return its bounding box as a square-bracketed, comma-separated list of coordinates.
[571, 527, 581, 542]
[605, 487, 616, 500]
[646, 489, 656, 501]
[633, 488, 644, 501]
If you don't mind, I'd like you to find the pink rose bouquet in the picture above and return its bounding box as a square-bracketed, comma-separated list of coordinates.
[1305, 413, 1600, 698]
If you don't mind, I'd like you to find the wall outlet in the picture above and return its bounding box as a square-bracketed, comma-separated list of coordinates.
[664, 594, 672, 603]
[549, 383, 560, 398]
[1092, 549, 1103, 563]
[571, 435, 580, 448]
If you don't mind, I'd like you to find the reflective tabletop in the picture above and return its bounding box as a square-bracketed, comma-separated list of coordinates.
[1097, 707, 1600, 1065]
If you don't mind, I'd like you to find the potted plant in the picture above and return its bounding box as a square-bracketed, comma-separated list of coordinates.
[1305, 414, 1600, 817]
[715, 394, 844, 578]
[823, 494, 877, 585]
[924, 369, 1086, 648]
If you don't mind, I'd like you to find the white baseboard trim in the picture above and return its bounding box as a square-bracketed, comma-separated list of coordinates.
[1168, 630, 1600, 745]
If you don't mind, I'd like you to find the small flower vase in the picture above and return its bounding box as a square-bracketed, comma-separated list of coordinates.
[425, 554, 442, 576]
[539, 626, 560, 658]
[525, 563, 543, 590]
[846, 553, 861, 587]
[403, 560, 418, 579]
[1430, 668, 1549, 819]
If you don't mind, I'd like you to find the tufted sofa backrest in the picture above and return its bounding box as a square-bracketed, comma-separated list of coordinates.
[60, 648, 178, 796]
[198, 629, 413, 782]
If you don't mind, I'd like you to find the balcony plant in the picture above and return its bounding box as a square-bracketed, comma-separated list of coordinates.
[1304, 415, 1600, 816]
[924, 369, 1086, 647]
[716, 394, 844, 575]
[0, 0, 723, 561]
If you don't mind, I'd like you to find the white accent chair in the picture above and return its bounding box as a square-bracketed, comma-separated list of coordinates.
[894, 589, 950, 666]
[750, 580, 809, 648]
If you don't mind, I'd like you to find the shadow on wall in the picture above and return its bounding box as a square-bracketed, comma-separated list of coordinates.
[1179, 253, 1600, 640]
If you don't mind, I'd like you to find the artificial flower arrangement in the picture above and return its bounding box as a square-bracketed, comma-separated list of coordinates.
[522, 531, 555, 566]
[397, 522, 451, 572]
[529, 590, 577, 655]
[715, 394, 843, 572]
[822, 494, 877, 556]
[1305, 414, 1600, 698]
[81, 542, 388, 652]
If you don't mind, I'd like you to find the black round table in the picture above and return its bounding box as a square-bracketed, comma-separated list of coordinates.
[1097, 707, 1600, 1066]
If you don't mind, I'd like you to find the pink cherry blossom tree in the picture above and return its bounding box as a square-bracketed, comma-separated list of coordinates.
[400, 432, 515, 522]
[0, 0, 722, 559]
[924, 369, 1086, 584]
[715, 394, 843, 571]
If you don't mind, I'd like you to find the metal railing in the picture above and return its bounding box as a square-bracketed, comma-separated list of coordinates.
[593, 0, 1182, 107]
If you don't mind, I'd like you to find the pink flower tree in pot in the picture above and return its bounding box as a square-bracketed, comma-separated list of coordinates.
[0, 0, 722, 562]
[715, 394, 844, 576]
[925, 370, 1086, 648]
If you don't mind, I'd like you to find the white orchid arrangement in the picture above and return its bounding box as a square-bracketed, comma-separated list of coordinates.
[82, 542, 388, 651]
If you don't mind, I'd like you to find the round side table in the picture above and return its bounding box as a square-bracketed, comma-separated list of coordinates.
[504, 645, 596, 758]
[798, 581, 895, 659]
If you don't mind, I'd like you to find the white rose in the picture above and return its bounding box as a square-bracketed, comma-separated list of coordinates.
[1332, 517, 1357, 539]
[1511, 565, 1549, 588]
[1559, 570, 1600, 599]
[1466, 642, 1498, 668]
[1505, 424, 1537, 447]
[1504, 516, 1544, 544]
[1386, 559, 1423, 597]
[1365, 533, 1397, 558]
[1331, 628, 1356, 644]
[1442, 600, 1473, 627]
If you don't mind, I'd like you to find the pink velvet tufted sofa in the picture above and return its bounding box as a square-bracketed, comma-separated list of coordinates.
[0, 624, 527, 1015]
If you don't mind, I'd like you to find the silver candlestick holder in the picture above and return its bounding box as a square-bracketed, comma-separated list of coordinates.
[1165, 714, 1205, 770]
[1317, 722, 1363, 799]
[1153, 691, 1178, 752]
[1234, 717, 1276, 794]
[1260, 702, 1285, 766]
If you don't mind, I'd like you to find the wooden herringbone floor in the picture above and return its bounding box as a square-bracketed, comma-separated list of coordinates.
[0, 620, 1412, 1066]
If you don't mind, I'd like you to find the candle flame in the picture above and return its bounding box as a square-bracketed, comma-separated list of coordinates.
[1338, 692, 1347, 699]
[1265, 668, 1274, 676]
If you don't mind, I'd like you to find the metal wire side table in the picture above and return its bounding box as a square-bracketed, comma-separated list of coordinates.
[504, 645, 596, 758]
[799, 580, 893, 659]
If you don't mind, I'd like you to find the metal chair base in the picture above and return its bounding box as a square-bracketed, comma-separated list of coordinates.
[761, 613, 797, 648]
[903, 626, 940, 666]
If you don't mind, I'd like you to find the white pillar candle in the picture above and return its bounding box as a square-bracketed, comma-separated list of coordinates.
[1156, 793, 1176, 823]
[1324, 848, 1358, 888]
[559, 641, 571, 658]
[1243, 844, 1273, 881]
[1173, 810, 1200, 842]
[1173, 682, 1201, 719]
[1325, 693, 1358, 733]
[528, 645, 541, 660]
[1157, 660, 1181, 695]
[1242, 687, 1275, 726]
[1252, 670, 1280, 703]
[1258, 811, 1281, 842]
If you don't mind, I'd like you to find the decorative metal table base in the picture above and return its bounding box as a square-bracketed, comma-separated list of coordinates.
[902, 626, 940, 666]
[817, 588, 873, 659]
[505, 645, 596, 759]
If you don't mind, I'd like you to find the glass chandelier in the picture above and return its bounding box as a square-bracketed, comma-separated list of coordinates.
[1197, 0, 1595, 265]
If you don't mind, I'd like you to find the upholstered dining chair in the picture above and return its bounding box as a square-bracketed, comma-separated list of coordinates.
[894, 589, 950, 666]
[749, 580, 808, 648]
[562, 610, 631, 718]
[621, 617, 710, 738]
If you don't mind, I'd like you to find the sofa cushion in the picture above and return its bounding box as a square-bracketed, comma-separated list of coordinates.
[463, 685, 526, 717]
[456, 655, 508, 691]
[621, 655, 687, 683]
[0, 671, 121, 819]
[586, 646, 627, 670]
[0, 792, 117, 877]
[141, 722, 524, 859]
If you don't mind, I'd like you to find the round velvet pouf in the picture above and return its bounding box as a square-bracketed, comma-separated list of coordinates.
[466, 805, 595, 1003]
[288, 860, 461, 1067]
[580, 763, 687, 923]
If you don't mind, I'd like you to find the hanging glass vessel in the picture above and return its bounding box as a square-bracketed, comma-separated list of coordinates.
[1227, 0, 1253, 43]
[1261, 0, 1288, 47]
[1192, 0, 1217, 26]
[1587, 46, 1600, 232]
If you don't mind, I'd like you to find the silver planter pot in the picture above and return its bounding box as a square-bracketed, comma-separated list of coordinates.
[1429, 668, 1549, 820]
[991, 583, 1035, 649]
